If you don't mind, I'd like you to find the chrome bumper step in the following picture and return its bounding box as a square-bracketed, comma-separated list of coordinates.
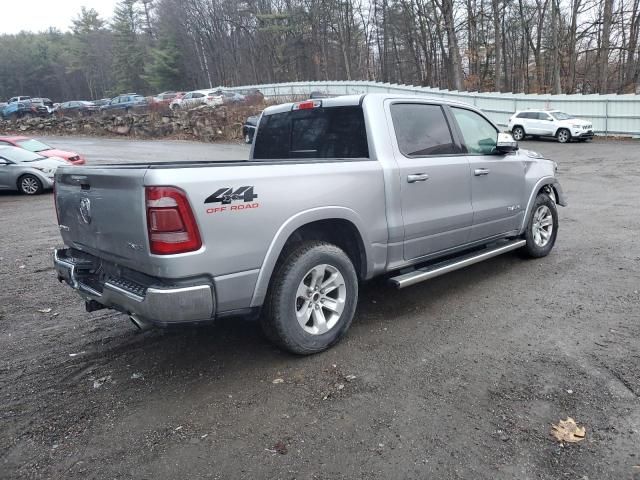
[389, 239, 526, 289]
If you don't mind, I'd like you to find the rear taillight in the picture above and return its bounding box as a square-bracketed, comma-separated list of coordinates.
[145, 186, 202, 255]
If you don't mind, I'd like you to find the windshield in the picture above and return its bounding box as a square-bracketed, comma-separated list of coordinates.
[0, 147, 45, 163]
[551, 111, 574, 120]
[17, 139, 51, 153]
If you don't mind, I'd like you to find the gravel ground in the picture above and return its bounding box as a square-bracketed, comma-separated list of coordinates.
[1, 137, 639, 479]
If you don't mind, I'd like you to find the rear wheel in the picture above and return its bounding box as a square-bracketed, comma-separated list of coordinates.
[512, 126, 525, 141]
[261, 241, 358, 355]
[556, 128, 571, 143]
[18, 175, 43, 195]
[521, 193, 558, 258]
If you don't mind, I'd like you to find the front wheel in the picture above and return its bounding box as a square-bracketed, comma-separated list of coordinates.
[512, 126, 525, 141]
[261, 241, 358, 355]
[556, 128, 571, 143]
[18, 174, 43, 195]
[521, 193, 558, 258]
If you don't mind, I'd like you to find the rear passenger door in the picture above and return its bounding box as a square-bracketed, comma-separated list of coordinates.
[387, 101, 473, 261]
[450, 107, 526, 241]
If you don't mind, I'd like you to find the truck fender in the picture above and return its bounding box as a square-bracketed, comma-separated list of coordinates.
[519, 177, 567, 234]
[250, 207, 374, 307]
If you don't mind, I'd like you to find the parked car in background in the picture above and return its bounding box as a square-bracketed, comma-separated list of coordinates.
[169, 90, 221, 110]
[92, 98, 112, 108]
[1, 101, 48, 120]
[213, 90, 245, 105]
[0, 145, 68, 194]
[238, 89, 264, 105]
[508, 109, 594, 143]
[242, 114, 260, 143]
[309, 91, 331, 99]
[100, 94, 148, 113]
[152, 91, 184, 105]
[56, 101, 99, 117]
[30, 97, 54, 113]
[0, 136, 86, 165]
[8, 96, 31, 104]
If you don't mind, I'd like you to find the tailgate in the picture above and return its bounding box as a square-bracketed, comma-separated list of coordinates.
[55, 166, 150, 269]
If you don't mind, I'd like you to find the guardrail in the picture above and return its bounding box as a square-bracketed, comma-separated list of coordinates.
[228, 81, 640, 137]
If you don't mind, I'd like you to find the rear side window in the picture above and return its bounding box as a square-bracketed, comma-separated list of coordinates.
[390, 103, 458, 156]
[253, 106, 369, 159]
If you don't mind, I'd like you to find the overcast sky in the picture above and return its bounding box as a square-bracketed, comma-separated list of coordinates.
[1, 0, 119, 34]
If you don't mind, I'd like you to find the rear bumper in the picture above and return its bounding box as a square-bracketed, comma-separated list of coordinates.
[54, 248, 215, 326]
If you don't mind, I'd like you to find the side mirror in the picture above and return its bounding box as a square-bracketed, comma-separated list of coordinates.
[496, 132, 518, 153]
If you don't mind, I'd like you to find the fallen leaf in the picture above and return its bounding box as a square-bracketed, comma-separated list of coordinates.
[273, 441, 288, 455]
[272, 378, 284, 384]
[551, 417, 586, 443]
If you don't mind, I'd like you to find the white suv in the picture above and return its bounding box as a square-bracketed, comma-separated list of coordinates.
[508, 110, 594, 143]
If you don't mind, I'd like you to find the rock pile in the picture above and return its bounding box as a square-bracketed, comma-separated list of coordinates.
[0, 104, 264, 142]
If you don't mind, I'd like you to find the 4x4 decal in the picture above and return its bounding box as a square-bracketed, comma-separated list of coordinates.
[205, 186, 258, 205]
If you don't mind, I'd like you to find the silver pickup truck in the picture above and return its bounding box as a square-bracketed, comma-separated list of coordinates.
[54, 94, 566, 354]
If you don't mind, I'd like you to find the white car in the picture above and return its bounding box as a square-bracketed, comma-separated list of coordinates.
[508, 110, 594, 143]
[169, 90, 223, 110]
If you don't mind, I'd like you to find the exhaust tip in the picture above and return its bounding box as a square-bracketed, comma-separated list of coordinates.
[129, 314, 153, 332]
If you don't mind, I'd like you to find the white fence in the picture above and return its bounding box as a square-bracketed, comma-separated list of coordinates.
[228, 81, 640, 137]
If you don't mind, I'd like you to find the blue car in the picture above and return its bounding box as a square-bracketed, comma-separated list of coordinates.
[99, 94, 148, 112]
[1, 101, 48, 120]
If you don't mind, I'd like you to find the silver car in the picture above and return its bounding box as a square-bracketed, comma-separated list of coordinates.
[0, 145, 67, 195]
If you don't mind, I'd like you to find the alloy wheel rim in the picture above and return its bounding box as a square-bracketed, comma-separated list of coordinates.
[532, 205, 553, 247]
[21, 177, 39, 194]
[558, 131, 569, 142]
[295, 264, 346, 335]
[513, 129, 523, 140]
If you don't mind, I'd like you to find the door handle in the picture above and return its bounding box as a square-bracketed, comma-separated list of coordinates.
[474, 168, 490, 176]
[407, 173, 429, 183]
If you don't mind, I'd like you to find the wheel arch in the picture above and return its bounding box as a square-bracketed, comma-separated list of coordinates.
[250, 208, 372, 307]
[519, 177, 567, 234]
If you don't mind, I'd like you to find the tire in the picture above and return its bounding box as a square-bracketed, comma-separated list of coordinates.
[261, 241, 359, 355]
[521, 192, 558, 258]
[512, 126, 525, 141]
[556, 128, 571, 143]
[18, 174, 43, 195]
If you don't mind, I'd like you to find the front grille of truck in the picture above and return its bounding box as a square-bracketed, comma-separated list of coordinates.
[106, 277, 147, 298]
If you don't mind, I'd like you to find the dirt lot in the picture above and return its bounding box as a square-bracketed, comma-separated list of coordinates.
[1, 137, 639, 479]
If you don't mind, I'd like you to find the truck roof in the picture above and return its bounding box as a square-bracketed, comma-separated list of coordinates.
[262, 93, 479, 116]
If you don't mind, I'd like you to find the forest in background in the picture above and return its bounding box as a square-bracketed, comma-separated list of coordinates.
[0, 0, 638, 102]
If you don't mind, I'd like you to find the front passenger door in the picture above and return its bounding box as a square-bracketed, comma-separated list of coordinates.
[388, 102, 473, 261]
[450, 107, 526, 242]
[537, 112, 555, 135]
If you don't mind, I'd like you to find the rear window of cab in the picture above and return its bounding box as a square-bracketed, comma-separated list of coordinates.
[253, 106, 369, 160]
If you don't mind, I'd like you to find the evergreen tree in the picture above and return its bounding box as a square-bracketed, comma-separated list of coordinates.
[111, 0, 147, 94]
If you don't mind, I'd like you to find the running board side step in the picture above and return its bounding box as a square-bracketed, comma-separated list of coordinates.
[389, 240, 526, 289]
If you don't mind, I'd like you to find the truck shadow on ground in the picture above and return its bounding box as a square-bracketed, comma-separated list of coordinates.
[73, 251, 527, 376]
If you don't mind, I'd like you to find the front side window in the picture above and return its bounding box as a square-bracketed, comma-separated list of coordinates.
[253, 106, 369, 160]
[551, 111, 573, 120]
[390, 103, 458, 156]
[451, 107, 498, 155]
